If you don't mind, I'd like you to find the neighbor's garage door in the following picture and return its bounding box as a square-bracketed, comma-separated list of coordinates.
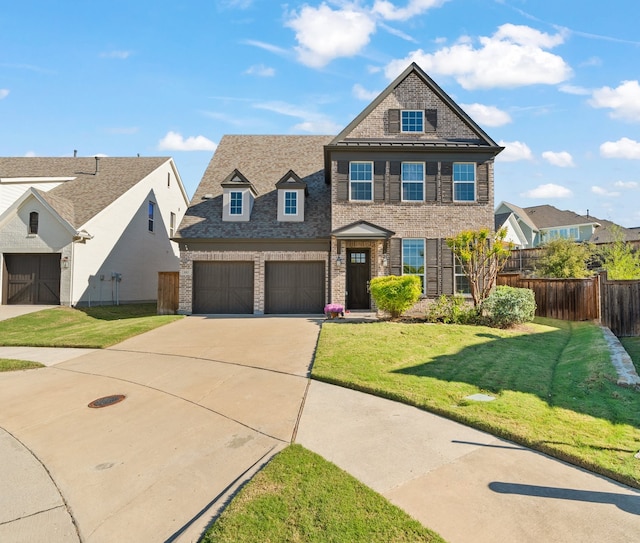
[192, 261, 254, 314]
[265, 261, 325, 314]
[4, 253, 61, 305]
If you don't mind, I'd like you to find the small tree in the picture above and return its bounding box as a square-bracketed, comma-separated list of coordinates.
[369, 275, 422, 318]
[598, 226, 640, 280]
[536, 238, 593, 278]
[446, 228, 513, 307]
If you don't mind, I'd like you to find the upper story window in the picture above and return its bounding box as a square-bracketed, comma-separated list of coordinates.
[284, 191, 298, 215]
[453, 163, 476, 202]
[401, 162, 424, 201]
[148, 201, 155, 232]
[402, 238, 425, 294]
[349, 161, 373, 201]
[402, 110, 424, 133]
[170, 212, 176, 237]
[28, 211, 39, 235]
[545, 227, 580, 241]
[229, 191, 243, 215]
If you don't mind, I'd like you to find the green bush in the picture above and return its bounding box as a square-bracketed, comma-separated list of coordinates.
[481, 286, 536, 328]
[369, 275, 422, 318]
[425, 294, 478, 324]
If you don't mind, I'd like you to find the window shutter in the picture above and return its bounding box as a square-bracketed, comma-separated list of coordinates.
[425, 162, 438, 202]
[441, 239, 454, 295]
[374, 161, 386, 201]
[389, 238, 401, 276]
[425, 238, 439, 297]
[388, 109, 400, 134]
[336, 160, 349, 201]
[389, 161, 401, 202]
[476, 162, 489, 203]
[440, 161, 453, 203]
[425, 109, 437, 132]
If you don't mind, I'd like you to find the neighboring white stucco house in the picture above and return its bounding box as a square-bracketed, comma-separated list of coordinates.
[0, 156, 189, 306]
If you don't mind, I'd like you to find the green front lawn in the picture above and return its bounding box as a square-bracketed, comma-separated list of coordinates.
[620, 337, 640, 372]
[0, 304, 183, 348]
[203, 445, 445, 543]
[313, 318, 640, 488]
[0, 359, 44, 372]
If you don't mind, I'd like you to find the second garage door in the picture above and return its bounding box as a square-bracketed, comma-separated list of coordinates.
[192, 261, 254, 314]
[265, 261, 325, 314]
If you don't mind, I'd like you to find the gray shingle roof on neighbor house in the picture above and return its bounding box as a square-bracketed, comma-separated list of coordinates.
[523, 205, 599, 229]
[0, 157, 170, 228]
[177, 135, 333, 240]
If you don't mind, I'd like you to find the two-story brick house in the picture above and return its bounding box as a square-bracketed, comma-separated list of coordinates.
[175, 63, 503, 314]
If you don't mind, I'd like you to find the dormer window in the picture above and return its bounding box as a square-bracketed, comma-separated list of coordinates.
[276, 170, 306, 222]
[284, 191, 297, 215]
[229, 192, 243, 215]
[28, 211, 39, 235]
[221, 169, 258, 222]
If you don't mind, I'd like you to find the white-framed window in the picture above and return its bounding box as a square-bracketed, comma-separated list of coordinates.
[453, 162, 476, 202]
[349, 161, 373, 201]
[401, 110, 424, 133]
[545, 227, 580, 241]
[402, 238, 425, 293]
[229, 191, 243, 215]
[284, 191, 298, 215]
[170, 212, 176, 237]
[401, 162, 424, 201]
[148, 201, 155, 232]
[455, 259, 471, 295]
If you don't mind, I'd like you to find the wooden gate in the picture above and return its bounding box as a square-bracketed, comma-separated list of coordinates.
[157, 271, 179, 315]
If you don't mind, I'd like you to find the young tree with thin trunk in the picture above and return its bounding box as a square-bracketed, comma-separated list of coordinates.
[446, 228, 513, 307]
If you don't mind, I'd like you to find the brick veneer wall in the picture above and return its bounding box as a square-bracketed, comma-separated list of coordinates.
[179, 249, 329, 315]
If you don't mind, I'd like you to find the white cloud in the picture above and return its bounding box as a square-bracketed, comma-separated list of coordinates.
[542, 151, 575, 167]
[589, 80, 640, 122]
[521, 183, 573, 199]
[591, 186, 620, 197]
[372, 0, 448, 21]
[24, 150, 36, 157]
[158, 131, 217, 151]
[353, 83, 380, 101]
[254, 101, 342, 133]
[0, 89, 9, 99]
[614, 180, 639, 189]
[496, 140, 533, 162]
[600, 137, 640, 159]
[559, 84, 590, 96]
[385, 24, 571, 89]
[243, 40, 289, 56]
[245, 64, 275, 77]
[460, 103, 511, 126]
[100, 50, 131, 59]
[286, 4, 376, 68]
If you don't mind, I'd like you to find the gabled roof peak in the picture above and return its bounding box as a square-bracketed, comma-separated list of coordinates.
[221, 168, 258, 195]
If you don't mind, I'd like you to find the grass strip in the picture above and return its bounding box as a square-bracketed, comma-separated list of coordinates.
[313, 318, 640, 489]
[0, 359, 44, 372]
[203, 445, 445, 543]
[0, 304, 183, 348]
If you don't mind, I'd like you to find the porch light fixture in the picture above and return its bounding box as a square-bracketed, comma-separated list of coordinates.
[61, 256, 70, 269]
[382, 254, 389, 267]
[336, 255, 343, 267]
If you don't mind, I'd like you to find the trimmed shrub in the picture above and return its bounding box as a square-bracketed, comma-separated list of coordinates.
[425, 294, 478, 324]
[369, 275, 422, 318]
[481, 286, 536, 328]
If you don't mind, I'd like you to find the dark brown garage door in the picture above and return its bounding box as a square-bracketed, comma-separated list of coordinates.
[4, 253, 61, 305]
[192, 261, 254, 314]
[265, 261, 325, 314]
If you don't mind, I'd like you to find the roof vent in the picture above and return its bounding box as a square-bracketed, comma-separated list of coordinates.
[202, 193, 214, 199]
[95, 156, 100, 174]
[74, 149, 77, 158]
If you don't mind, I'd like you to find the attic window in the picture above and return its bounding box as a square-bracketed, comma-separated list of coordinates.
[402, 110, 424, 132]
[29, 211, 39, 235]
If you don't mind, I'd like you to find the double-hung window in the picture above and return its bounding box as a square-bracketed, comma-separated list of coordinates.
[455, 259, 471, 295]
[402, 239, 425, 293]
[401, 162, 424, 201]
[349, 161, 373, 201]
[453, 163, 476, 202]
[148, 201, 155, 232]
[284, 191, 297, 215]
[401, 110, 424, 133]
[229, 191, 243, 215]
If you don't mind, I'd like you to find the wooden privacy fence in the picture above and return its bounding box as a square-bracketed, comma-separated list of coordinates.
[600, 272, 640, 337]
[497, 273, 600, 322]
[157, 271, 179, 315]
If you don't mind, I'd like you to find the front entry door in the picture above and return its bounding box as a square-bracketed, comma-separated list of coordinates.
[346, 249, 370, 310]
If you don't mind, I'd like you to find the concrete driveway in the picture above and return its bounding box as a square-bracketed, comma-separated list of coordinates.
[0, 315, 322, 543]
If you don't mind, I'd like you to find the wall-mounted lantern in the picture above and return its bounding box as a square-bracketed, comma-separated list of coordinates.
[61, 256, 70, 269]
[336, 255, 343, 267]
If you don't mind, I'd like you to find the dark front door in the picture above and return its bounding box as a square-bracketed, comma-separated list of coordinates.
[346, 249, 370, 310]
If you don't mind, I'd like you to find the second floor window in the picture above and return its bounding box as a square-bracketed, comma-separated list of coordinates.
[349, 162, 373, 201]
[453, 163, 476, 202]
[402, 110, 424, 132]
[29, 211, 39, 235]
[170, 212, 176, 237]
[148, 201, 155, 232]
[284, 191, 297, 215]
[402, 162, 424, 201]
[230, 191, 243, 215]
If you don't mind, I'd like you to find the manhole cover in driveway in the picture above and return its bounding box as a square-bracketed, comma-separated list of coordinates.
[88, 394, 126, 408]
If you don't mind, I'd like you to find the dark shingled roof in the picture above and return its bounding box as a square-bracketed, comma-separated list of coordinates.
[494, 212, 511, 231]
[523, 205, 599, 229]
[177, 135, 333, 240]
[0, 157, 170, 228]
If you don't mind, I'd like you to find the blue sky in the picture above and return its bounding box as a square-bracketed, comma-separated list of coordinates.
[2, 0, 639, 225]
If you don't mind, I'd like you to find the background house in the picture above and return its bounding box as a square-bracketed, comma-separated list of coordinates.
[176, 63, 503, 315]
[0, 156, 189, 306]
